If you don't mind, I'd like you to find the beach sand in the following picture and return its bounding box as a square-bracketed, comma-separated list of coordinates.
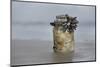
[11, 40, 95, 66]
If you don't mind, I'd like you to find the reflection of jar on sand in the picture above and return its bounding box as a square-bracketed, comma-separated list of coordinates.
[50, 14, 79, 53]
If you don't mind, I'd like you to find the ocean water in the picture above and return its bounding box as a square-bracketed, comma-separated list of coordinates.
[12, 21, 95, 42]
[11, 21, 96, 66]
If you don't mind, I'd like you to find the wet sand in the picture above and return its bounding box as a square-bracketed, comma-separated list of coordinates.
[11, 40, 95, 66]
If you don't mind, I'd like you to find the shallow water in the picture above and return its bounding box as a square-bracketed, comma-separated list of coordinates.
[11, 40, 95, 65]
[11, 21, 95, 66]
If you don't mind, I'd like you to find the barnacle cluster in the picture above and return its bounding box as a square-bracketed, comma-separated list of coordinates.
[50, 14, 79, 32]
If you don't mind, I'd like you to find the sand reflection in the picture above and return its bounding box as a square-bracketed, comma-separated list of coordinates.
[51, 51, 74, 63]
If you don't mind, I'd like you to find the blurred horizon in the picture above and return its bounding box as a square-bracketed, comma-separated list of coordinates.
[12, 1, 95, 42]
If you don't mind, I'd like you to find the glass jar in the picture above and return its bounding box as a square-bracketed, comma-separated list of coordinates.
[50, 14, 78, 53]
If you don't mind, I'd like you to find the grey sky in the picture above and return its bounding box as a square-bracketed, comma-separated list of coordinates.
[12, 1, 95, 24]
